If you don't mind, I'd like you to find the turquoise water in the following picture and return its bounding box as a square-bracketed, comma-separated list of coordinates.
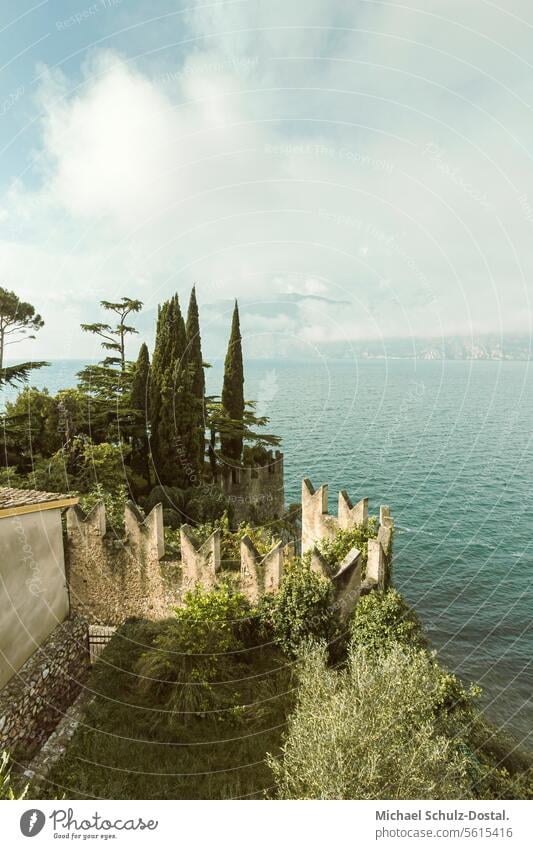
[2, 358, 532, 742]
[223, 358, 533, 745]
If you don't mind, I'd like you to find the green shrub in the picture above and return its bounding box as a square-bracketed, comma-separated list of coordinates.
[162, 508, 181, 530]
[74, 438, 131, 495]
[186, 489, 231, 524]
[242, 444, 271, 466]
[269, 642, 475, 799]
[193, 512, 278, 560]
[317, 518, 378, 573]
[0, 751, 27, 800]
[145, 485, 187, 515]
[79, 483, 128, 533]
[124, 468, 150, 499]
[175, 582, 254, 636]
[0, 466, 30, 488]
[465, 719, 533, 799]
[350, 588, 425, 655]
[259, 558, 338, 656]
[135, 585, 255, 721]
[350, 590, 482, 720]
[144, 486, 231, 527]
[163, 525, 181, 556]
[28, 452, 71, 493]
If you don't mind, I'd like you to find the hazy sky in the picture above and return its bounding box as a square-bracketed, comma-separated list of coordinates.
[1, 0, 533, 360]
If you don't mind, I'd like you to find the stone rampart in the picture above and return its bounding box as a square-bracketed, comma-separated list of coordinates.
[66, 501, 181, 625]
[65, 478, 393, 625]
[301, 479, 369, 553]
[215, 450, 285, 524]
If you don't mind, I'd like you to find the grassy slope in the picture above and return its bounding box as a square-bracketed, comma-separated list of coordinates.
[38, 619, 294, 800]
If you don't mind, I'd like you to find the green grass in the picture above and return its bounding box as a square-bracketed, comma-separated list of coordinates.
[38, 618, 294, 800]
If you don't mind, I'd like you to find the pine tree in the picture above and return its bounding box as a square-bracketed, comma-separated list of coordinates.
[185, 286, 206, 476]
[221, 300, 245, 462]
[81, 297, 143, 373]
[0, 287, 48, 387]
[130, 342, 151, 485]
[77, 295, 143, 442]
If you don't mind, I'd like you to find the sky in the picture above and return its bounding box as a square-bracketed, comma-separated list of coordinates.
[1, 0, 533, 361]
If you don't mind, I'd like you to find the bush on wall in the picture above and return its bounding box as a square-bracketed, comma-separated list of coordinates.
[317, 519, 379, 573]
[258, 557, 339, 657]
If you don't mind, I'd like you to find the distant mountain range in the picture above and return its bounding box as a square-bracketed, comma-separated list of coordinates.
[338, 335, 533, 361]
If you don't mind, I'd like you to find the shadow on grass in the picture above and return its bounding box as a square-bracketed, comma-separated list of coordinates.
[37, 618, 295, 800]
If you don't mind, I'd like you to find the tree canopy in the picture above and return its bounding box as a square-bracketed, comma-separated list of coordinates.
[81, 297, 143, 372]
[0, 286, 47, 387]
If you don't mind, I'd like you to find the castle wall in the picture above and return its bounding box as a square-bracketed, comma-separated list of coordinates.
[180, 526, 220, 592]
[0, 615, 89, 754]
[240, 536, 286, 603]
[338, 491, 368, 529]
[216, 451, 285, 524]
[301, 480, 339, 553]
[332, 546, 362, 621]
[66, 502, 180, 625]
[366, 538, 386, 590]
[302, 477, 393, 594]
[302, 480, 370, 553]
[309, 543, 362, 621]
[65, 478, 393, 626]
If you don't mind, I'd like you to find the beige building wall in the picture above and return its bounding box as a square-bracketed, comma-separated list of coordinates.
[0, 509, 69, 689]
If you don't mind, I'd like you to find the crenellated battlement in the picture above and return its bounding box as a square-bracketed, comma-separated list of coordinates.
[309, 543, 363, 621]
[180, 525, 221, 592]
[65, 476, 393, 625]
[215, 450, 285, 523]
[66, 500, 107, 538]
[302, 476, 394, 595]
[240, 535, 289, 603]
[301, 479, 370, 553]
[124, 501, 165, 560]
[65, 500, 180, 625]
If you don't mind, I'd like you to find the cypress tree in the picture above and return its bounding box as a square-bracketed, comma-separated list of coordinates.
[130, 342, 151, 485]
[221, 300, 245, 462]
[149, 295, 189, 487]
[131, 342, 150, 411]
[149, 300, 169, 477]
[185, 286, 206, 476]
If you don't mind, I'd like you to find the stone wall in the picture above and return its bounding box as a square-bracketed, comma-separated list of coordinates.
[310, 544, 362, 621]
[301, 478, 369, 553]
[65, 478, 393, 626]
[180, 524, 290, 604]
[66, 501, 181, 625]
[240, 535, 285, 603]
[215, 450, 285, 524]
[0, 615, 89, 755]
[66, 498, 292, 625]
[180, 525, 221, 593]
[302, 477, 394, 594]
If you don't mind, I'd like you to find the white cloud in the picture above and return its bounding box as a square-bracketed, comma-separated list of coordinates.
[1, 0, 532, 357]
